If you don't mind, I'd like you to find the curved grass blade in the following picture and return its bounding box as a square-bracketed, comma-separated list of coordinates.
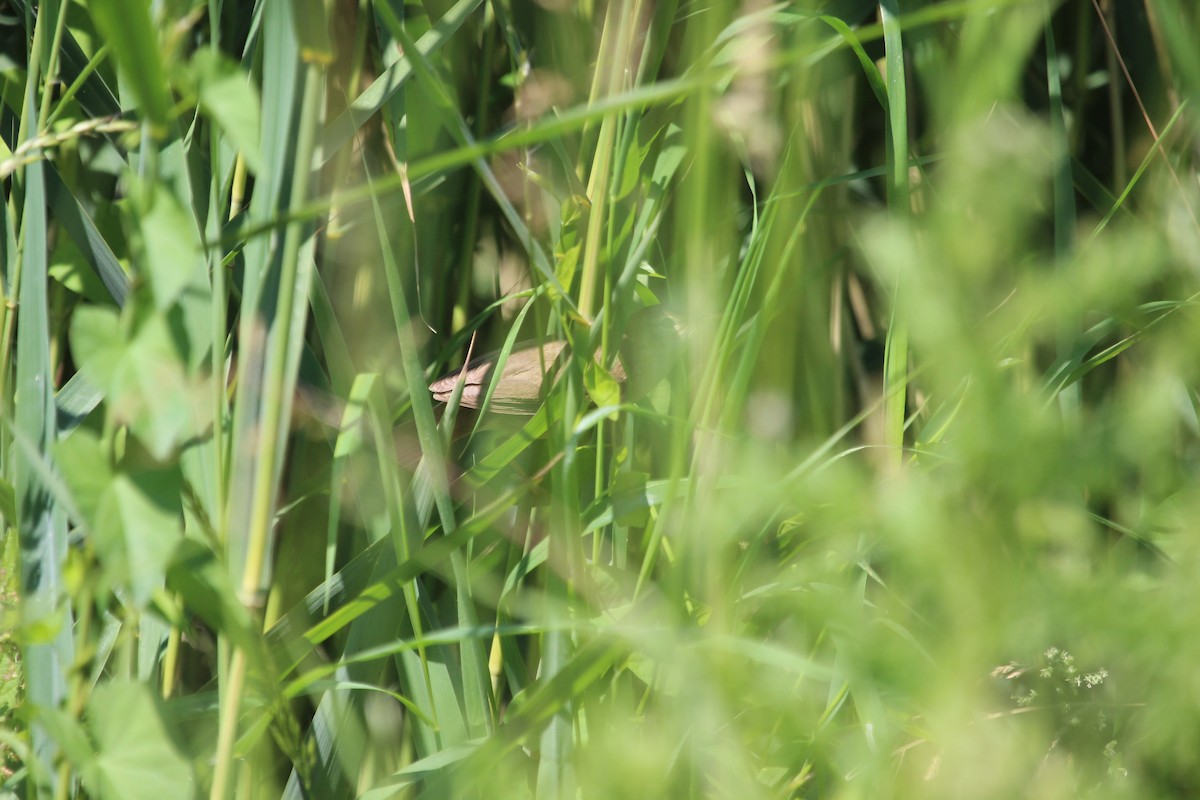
[44, 165, 129, 307]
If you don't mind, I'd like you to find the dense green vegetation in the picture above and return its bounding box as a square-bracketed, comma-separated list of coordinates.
[1, 0, 1198, 797]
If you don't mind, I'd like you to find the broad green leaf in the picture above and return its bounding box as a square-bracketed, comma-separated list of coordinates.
[189, 50, 264, 174]
[33, 707, 94, 774]
[69, 305, 123, 389]
[71, 305, 211, 460]
[93, 469, 183, 606]
[54, 429, 112, 526]
[83, 681, 195, 800]
[134, 182, 204, 312]
[117, 324, 204, 460]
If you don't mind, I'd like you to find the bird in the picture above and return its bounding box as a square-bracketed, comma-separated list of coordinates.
[429, 305, 682, 414]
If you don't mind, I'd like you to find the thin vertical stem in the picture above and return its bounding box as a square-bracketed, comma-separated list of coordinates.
[880, 0, 910, 473]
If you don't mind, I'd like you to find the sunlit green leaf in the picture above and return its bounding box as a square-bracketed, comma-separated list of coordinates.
[189, 50, 264, 175]
[133, 181, 204, 312]
[93, 469, 183, 606]
[83, 681, 195, 800]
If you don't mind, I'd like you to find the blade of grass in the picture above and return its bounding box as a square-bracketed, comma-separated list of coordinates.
[44, 164, 129, 307]
[373, 3, 573, 311]
[8, 0, 122, 120]
[1089, 100, 1188, 240]
[10, 3, 76, 794]
[87, 0, 172, 137]
[320, 0, 484, 162]
[367, 168, 494, 739]
[1045, 14, 1080, 423]
[879, 0, 910, 473]
[214, 2, 324, 795]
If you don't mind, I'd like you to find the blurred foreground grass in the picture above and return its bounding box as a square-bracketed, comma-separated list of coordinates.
[1, 0, 1199, 798]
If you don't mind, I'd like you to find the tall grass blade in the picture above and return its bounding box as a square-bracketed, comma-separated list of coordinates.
[879, 0, 910, 473]
[13, 28, 73, 792]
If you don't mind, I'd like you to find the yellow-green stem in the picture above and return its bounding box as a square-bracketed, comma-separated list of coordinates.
[208, 648, 248, 800]
[211, 58, 324, 798]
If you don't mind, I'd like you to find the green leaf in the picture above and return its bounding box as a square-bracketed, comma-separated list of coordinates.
[71, 306, 211, 460]
[15, 88, 75, 789]
[82, 681, 195, 800]
[0, 475, 14, 523]
[87, 0, 171, 136]
[50, 236, 115, 303]
[582, 478, 681, 535]
[320, 0, 485, 160]
[55, 372, 104, 437]
[358, 740, 484, 799]
[291, 0, 334, 65]
[33, 707, 95, 774]
[123, 353, 195, 457]
[609, 471, 653, 528]
[134, 183, 204, 312]
[615, 129, 650, 201]
[69, 305, 123, 389]
[189, 50, 264, 175]
[45, 166, 130, 307]
[555, 242, 581, 294]
[93, 469, 183, 606]
[584, 361, 621, 410]
[166, 539, 257, 654]
[54, 429, 112, 526]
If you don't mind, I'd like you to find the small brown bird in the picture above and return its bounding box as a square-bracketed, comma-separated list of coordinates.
[429, 306, 682, 414]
